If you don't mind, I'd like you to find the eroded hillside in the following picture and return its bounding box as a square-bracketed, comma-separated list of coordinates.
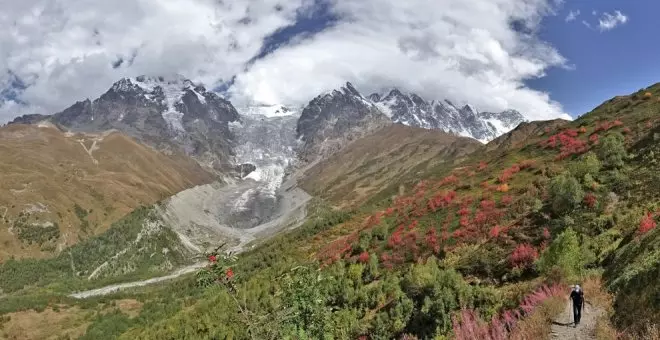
[0, 123, 214, 261]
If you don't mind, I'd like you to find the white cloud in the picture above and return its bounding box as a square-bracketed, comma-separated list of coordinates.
[0, 0, 571, 123]
[565, 10, 580, 22]
[597, 10, 628, 31]
[0, 0, 310, 121]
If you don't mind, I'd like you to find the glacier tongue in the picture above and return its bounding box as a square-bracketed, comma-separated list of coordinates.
[229, 113, 300, 215]
[236, 104, 300, 117]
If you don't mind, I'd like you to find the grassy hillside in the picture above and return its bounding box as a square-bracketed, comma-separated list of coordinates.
[0, 206, 196, 295]
[299, 124, 482, 208]
[0, 123, 214, 261]
[2, 84, 660, 339]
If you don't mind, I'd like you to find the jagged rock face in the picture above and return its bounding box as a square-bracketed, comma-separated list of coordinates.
[296, 82, 391, 162]
[10, 75, 240, 173]
[371, 89, 526, 142]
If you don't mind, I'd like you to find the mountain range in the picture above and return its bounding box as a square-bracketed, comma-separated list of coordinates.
[10, 76, 527, 169]
[11, 75, 240, 175]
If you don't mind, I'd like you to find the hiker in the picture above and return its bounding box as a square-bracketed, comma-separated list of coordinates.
[570, 284, 585, 326]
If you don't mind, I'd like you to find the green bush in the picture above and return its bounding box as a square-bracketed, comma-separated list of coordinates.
[549, 174, 585, 216]
[597, 132, 628, 169]
[569, 152, 602, 180]
[537, 228, 584, 282]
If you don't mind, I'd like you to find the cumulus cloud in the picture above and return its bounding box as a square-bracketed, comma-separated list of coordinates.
[0, 0, 571, 122]
[565, 10, 580, 22]
[0, 0, 310, 121]
[231, 0, 570, 120]
[597, 10, 628, 31]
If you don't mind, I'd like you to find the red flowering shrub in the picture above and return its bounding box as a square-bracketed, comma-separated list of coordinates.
[318, 233, 357, 265]
[425, 228, 440, 254]
[639, 212, 657, 235]
[557, 136, 588, 160]
[543, 227, 551, 239]
[500, 195, 513, 206]
[583, 192, 597, 208]
[489, 225, 501, 238]
[498, 164, 521, 183]
[589, 133, 599, 144]
[459, 216, 470, 228]
[208, 255, 217, 263]
[478, 161, 488, 171]
[459, 207, 470, 216]
[225, 268, 234, 280]
[358, 251, 370, 263]
[509, 244, 538, 269]
[364, 213, 382, 227]
[388, 229, 404, 248]
[593, 120, 623, 133]
[452, 284, 565, 340]
[439, 175, 459, 187]
[481, 199, 496, 210]
[540, 130, 590, 160]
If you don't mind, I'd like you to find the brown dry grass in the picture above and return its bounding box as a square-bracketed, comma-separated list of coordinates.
[580, 276, 660, 340]
[0, 124, 215, 261]
[299, 124, 481, 207]
[595, 315, 619, 340]
[582, 276, 614, 312]
[0, 299, 144, 340]
[0, 306, 90, 340]
[113, 299, 144, 318]
[509, 296, 565, 340]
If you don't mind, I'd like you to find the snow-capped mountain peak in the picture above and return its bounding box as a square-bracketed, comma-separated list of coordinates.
[109, 75, 211, 131]
[368, 87, 525, 142]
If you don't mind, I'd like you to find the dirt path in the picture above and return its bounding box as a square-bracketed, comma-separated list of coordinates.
[69, 262, 207, 299]
[551, 301, 603, 340]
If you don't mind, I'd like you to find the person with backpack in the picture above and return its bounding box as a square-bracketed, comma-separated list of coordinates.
[570, 284, 585, 327]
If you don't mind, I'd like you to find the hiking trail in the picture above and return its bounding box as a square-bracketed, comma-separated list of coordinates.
[551, 301, 603, 340]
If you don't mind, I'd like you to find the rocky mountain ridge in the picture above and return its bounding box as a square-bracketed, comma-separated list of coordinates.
[11, 76, 526, 174]
[295, 82, 391, 163]
[10, 75, 240, 175]
[370, 88, 526, 143]
[294, 82, 527, 164]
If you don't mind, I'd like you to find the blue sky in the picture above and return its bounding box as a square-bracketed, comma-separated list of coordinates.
[528, 1, 660, 118]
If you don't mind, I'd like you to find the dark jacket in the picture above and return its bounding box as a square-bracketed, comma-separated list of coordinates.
[570, 289, 584, 306]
